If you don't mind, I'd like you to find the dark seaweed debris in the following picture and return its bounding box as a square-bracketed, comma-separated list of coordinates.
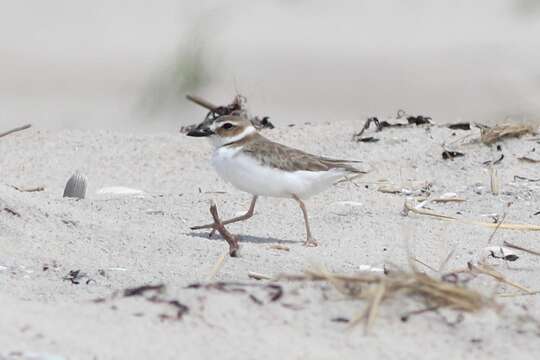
[353, 113, 432, 142]
[407, 115, 432, 126]
[483, 154, 504, 166]
[94, 283, 189, 321]
[2, 207, 20, 217]
[442, 150, 465, 160]
[148, 296, 190, 320]
[447, 122, 471, 130]
[251, 116, 275, 130]
[357, 136, 379, 143]
[123, 284, 166, 297]
[182, 94, 273, 132]
[63, 270, 94, 285]
[186, 282, 283, 304]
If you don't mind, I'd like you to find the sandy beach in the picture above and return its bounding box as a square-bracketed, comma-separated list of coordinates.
[2, 1, 540, 358]
[1, 117, 540, 359]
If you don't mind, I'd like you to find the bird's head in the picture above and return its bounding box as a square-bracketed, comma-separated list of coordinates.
[186, 110, 256, 148]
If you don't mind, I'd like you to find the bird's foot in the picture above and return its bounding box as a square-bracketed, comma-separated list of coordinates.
[190, 223, 218, 238]
[303, 237, 319, 247]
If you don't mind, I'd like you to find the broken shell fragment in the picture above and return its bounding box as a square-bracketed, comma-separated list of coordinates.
[96, 186, 144, 196]
[63, 171, 87, 199]
[357, 264, 385, 274]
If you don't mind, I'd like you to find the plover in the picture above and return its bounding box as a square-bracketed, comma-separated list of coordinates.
[187, 97, 364, 247]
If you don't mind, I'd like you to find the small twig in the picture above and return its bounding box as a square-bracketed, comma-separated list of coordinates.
[403, 201, 540, 231]
[468, 262, 532, 294]
[269, 244, 290, 252]
[352, 117, 387, 142]
[489, 166, 500, 195]
[430, 197, 466, 203]
[186, 95, 218, 111]
[366, 282, 386, 333]
[518, 156, 540, 163]
[248, 271, 273, 280]
[514, 175, 540, 182]
[206, 252, 228, 281]
[438, 248, 456, 273]
[403, 201, 456, 220]
[412, 257, 438, 272]
[0, 124, 31, 138]
[503, 241, 540, 257]
[498, 291, 540, 298]
[209, 201, 240, 257]
[11, 185, 45, 192]
[3, 207, 21, 217]
[401, 306, 440, 322]
[487, 213, 506, 244]
[353, 117, 378, 139]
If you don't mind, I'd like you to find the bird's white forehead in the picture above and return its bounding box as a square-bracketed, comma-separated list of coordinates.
[209, 118, 245, 131]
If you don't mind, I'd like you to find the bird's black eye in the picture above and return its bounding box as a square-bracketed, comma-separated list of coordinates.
[222, 123, 234, 130]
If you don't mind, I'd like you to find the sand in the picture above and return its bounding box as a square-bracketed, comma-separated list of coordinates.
[1, 119, 540, 359]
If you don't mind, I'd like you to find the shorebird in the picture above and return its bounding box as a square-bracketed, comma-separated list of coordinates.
[186, 95, 363, 246]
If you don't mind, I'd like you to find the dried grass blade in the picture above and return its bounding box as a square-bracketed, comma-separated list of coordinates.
[206, 251, 227, 281]
[502, 241, 540, 256]
[438, 248, 456, 273]
[497, 291, 540, 298]
[366, 283, 386, 333]
[247, 271, 273, 280]
[471, 263, 532, 294]
[404, 201, 540, 231]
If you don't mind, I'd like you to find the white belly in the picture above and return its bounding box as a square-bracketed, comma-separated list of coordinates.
[211, 147, 347, 199]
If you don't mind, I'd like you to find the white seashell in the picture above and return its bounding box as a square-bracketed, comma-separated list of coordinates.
[481, 213, 499, 218]
[440, 192, 458, 199]
[334, 201, 363, 207]
[63, 171, 87, 199]
[8, 352, 66, 360]
[357, 264, 385, 273]
[96, 187, 144, 195]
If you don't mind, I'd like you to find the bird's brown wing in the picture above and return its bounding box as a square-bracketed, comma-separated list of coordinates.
[240, 134, 365, 173]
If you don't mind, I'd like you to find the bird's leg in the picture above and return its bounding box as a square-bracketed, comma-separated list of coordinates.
[191, 196, 258, 237]
[292, 194, 318, 247]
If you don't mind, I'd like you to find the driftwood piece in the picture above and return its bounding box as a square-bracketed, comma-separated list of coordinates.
[185, 94, 274, 131]
[208, 201, 240, 257]
[186, 94, 218, 111]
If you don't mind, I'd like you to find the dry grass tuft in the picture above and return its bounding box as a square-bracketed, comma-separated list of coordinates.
[480, 123, 536, 145]
[402, 201, 540, 231]
[277, 265, 494, 333]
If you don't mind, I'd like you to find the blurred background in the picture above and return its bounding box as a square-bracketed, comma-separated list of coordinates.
[1, 0, 539, 131]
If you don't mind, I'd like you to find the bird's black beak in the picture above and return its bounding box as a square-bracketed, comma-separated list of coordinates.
[186, 126, 214, 137]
